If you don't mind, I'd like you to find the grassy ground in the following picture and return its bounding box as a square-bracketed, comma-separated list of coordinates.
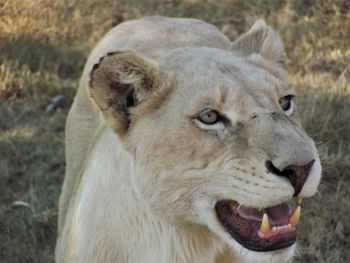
[0, 0, 349, 262]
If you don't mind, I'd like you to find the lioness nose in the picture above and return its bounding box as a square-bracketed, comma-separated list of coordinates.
[266, 160, 315, 196]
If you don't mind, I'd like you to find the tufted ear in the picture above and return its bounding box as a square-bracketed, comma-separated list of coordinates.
[231, 19, 285, 63]
[89, 51, 160, 136]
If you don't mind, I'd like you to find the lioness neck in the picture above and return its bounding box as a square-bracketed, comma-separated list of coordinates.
[70, 127, 224, 263]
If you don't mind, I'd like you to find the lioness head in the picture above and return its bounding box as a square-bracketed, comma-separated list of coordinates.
[89, 20, 321, 261]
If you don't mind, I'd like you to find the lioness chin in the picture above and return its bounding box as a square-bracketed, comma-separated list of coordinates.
[56, 16, 321, 263]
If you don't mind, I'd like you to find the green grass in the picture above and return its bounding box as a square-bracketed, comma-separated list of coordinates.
[0, 0, 349, 262]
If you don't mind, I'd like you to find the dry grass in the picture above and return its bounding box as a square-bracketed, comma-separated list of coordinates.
[0, 0, 349, 262]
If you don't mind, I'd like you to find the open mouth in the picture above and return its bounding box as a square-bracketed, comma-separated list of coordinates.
[215, 199, 302, 252]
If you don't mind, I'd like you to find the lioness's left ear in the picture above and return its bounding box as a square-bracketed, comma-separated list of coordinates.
[89, 51, 160, 136]
[231, 19, 284, 63]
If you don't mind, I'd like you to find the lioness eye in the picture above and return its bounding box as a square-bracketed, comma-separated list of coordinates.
[197, 110, 219, 125]
[279, 95, 294, 115]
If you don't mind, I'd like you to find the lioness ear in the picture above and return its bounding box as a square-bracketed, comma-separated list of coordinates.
[89, 51, 160, 136]
[231, 19, 284, 63]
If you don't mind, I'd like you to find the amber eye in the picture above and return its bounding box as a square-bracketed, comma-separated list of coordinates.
[279, 95, 294, 115]
[197, 109, 219, 125]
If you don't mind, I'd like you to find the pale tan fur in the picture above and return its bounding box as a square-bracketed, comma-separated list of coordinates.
[56, 17, 321, 263]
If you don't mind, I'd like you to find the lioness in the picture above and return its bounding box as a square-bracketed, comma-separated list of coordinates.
[56, 17, 321, 263]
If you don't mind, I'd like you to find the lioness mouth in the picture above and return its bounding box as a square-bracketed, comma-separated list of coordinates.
[215, 199, 302, 252]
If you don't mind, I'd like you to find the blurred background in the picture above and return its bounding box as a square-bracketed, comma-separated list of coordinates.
[0, 0, 349, 262]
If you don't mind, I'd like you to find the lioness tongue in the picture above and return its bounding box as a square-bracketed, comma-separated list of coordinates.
[237, 203, 292, 226]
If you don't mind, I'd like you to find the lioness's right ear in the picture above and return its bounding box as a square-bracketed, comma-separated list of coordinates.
[89, 51, 160, 136]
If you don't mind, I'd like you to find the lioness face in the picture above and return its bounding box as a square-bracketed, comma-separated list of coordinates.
[89, 21, 321, 262]
[122, 47, 321, 258]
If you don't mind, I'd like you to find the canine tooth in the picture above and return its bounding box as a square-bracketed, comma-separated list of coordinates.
[290, 206, 301, 227]
[260, 213, 271, 234]
[297, 197, 303, 204]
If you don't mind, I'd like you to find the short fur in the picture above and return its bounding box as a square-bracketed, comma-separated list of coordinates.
[56, 17, 321, 263]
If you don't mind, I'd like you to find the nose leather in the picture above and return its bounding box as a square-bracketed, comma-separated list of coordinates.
[283, 160, 315, 196]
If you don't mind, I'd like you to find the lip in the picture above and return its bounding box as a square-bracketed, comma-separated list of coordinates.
[215, 200, 298, 252]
